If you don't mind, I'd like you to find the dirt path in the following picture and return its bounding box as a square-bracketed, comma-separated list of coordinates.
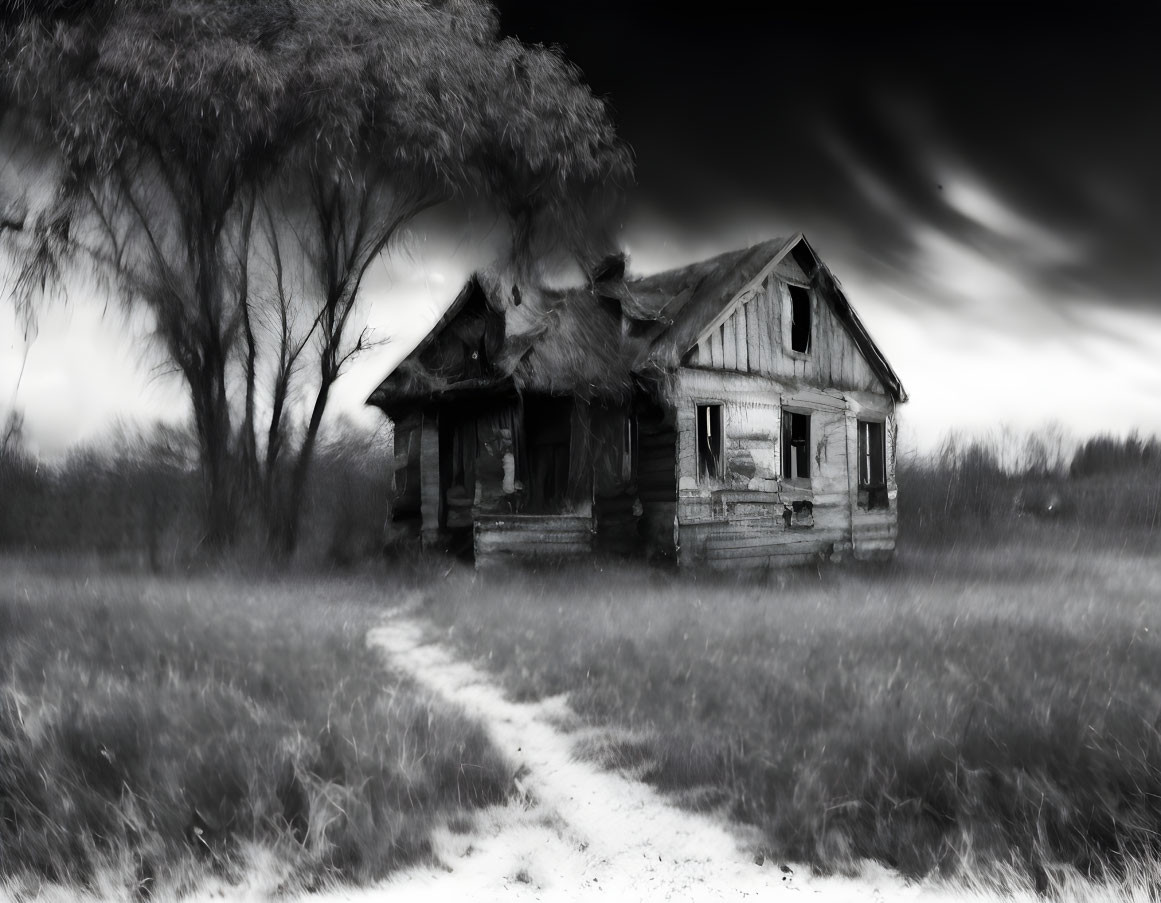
[358, 611, 998, 903]
[4, 608, 1125, 903]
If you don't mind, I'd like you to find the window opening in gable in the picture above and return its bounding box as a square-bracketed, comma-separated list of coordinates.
[696, 404, 722, 481]
[858, 419, 889, 509]
[789, 285, 811, 353]
[782, 410, 811, 481]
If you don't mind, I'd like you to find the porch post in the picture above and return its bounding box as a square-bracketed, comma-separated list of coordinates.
[419, 409, 441, 547]
[845, 398, 859, 558]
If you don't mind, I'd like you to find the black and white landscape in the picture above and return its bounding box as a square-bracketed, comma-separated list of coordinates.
[1, 3, 1159, 901]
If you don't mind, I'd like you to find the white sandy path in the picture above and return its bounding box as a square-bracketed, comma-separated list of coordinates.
[348, 610, 1015, 903]
[2, 607, 1141, 903]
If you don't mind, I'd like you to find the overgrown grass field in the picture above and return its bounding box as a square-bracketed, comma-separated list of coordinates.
[0, 558, 512, 899]
[422, 521, 1161, 885]
[4, 438, 1160, 897]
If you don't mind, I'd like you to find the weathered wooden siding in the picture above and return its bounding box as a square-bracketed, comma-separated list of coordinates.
[590, 405, 641, 554]
[636, 404, 677, 558]
[566, 399, 595, 517]
[390, 413, 421, 519]
[688, 258, 883, 394]
[671, 368, 897, 567]
[417, 385, 897, 565]
[472, 407, 516, 513]
[419, 411, 441, 546]
[848, 392, 899, 560]
[474, 514, 593, 565]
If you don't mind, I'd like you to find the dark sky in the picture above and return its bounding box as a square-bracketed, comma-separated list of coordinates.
[484, 1, 1161, 446]
[495, 1, 1160, 311]
[5, 1, 1160, 453]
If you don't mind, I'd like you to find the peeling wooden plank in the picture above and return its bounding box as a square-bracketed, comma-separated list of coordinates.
[705, 535, 783, 551]
[723, 318, 737, 370]
[756, 285, 772, 375]
[475, 515, 591, 530]
[476, 544, 592, 564]
[476, 535, 591, 550]
[474, 512, 594, 561]
[852, 513, 897, 526]
[735, 307, 748, 370]
[745, 298, 761, 374]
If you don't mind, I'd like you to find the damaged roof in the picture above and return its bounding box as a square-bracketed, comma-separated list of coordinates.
[624, 237, 797, 370]
[366, 273, 640, 412]
[366, 235, 906, 413]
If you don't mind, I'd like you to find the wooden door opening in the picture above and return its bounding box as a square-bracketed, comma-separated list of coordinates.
[523, 395, 573, 513]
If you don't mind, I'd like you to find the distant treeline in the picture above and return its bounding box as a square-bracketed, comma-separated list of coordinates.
[0, 421, 393, 569]
[898, 430, 1161, 541]
[1070, 433, 1160, 479]
[3, 423, 1158, 567]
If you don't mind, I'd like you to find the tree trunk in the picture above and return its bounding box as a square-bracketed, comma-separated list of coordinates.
[191, 374, 236, 550]
[236, 194, 260, 505]
[261, 364, 292, 543]
[280, 370, 333, 555]
[238, 299, 260, 504]
[191, 217, 238, 550]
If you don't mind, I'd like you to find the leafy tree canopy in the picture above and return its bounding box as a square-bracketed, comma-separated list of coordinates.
[2, 0, 632, 549]
[5, 0, 629, 265]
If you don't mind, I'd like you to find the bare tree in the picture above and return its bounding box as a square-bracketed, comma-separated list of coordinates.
[3, 3, 301, 545]
[2, 0, 631, 552]
[256, 2, 631, 552]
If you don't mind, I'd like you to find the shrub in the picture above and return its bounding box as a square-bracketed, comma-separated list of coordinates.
[898, 428, 1160, 545]
[0, 420, 396, 569]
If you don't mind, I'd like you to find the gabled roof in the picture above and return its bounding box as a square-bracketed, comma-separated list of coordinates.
[366, 273, 640, 413]
[625, 234, 906, 401]
[624, 236, 798, 370]
[623, 238, 791, 323]
[366, 235, 906, 413]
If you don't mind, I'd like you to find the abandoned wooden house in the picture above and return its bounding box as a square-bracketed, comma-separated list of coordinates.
[366, 234, 906, 567]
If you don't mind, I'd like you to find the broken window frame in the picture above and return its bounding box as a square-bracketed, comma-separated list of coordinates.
[857, 418, 889, 510]
[621, 413, 638, 484]
[784, 499, 814, 529]
[695, 403, 722, 482]
[781, 409, 811, 483]
[788, 283, 812, 354]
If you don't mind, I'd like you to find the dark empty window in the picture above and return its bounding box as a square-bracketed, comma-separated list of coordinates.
[782, 410, 810, 481]
[524, 396, 572, 512]
[858, 419, 888, 509]
[696, 404, 721, 480]
[789, 285, 811, 353]
[439, 415, 478, 530]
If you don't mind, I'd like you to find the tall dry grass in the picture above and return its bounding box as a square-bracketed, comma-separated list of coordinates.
[421, 509, 1161, 883]
[0, 558, 511, 897]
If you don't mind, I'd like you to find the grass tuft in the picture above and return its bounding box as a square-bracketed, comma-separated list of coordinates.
[0, 557, 512, 896]
[423, 522, 1161, 884]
